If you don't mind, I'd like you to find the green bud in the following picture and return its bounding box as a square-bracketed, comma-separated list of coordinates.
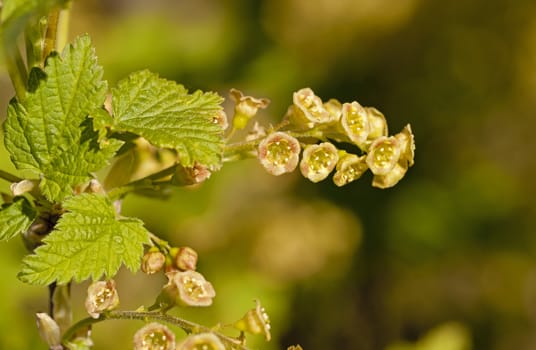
[299, 142, 339, 183]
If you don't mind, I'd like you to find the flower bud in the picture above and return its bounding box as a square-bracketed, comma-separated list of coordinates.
[366, 136, 400, 176]
[85, 280, 119, 318]
[36, 313, 62, 350]
[176, 333, 225, 350]
[288, 88, 334, 128]
[234, 300, 271, 341]
[133, 322, 175, 350]
[10, 179, 36, 196]
[141, 250, 166, 274]
[230, 88, 270, 130]
[299, 142, 339, 183]
[258, 132, 301, 176]
[341, 102, 369, 147]
[364, 107, 388, 140]
[332, 153, 368, 187]
[174, 246, 198, 271]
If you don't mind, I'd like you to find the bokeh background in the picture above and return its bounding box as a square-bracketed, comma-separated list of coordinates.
[1, 0, 536, 349]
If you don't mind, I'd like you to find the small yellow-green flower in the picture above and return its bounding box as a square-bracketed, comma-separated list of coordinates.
[133, 322, 175, 350]
[366, 136, 400, 176]
[176, 333, 225, 350]
[161, 270, 216, 307]
[234, 299, 272, 341]
[332, 153, 368, 187]
[341, 102, 369, 147]
[364, 107, 388, 141]
[230, 88, 270, 130]
[85, 280, 119, 319]
[300, 142, 339, 183]
[258, 132, 301, 176]
[291, 88, 333, 126]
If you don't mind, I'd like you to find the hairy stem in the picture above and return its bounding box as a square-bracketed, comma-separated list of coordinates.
[62, 310, 248, 350]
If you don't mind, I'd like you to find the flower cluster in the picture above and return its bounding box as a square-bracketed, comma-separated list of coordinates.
[243, 87, 415, 188]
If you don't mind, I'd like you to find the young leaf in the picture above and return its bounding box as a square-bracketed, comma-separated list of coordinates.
[3, 35, 122, 201]
[112, 70, 224, 168]
[0, 196, 36, 241]
[18, 193, 150, 285]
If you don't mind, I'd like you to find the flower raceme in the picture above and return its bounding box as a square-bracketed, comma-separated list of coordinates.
[250, 87, 415, 188]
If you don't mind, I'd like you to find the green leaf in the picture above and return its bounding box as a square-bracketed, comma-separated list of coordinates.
[0, 197, 36, 241]
[18, 193, 150, 285]
[3, 35, 122, 201]
[112, 70, 224, 168]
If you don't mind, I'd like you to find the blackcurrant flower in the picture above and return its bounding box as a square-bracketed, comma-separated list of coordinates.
[341, 102, 369, 147]
[84, 280, 119, 319]
[10, 179, 35, 196]
[323, 98, 343, 122]
[292, 88, 333, 126]
[176, 333, 225, 350]
[133, 322, 175, 350]
[174, 246, 198, 271]
[258, 132, 301, 176]
[371, 124, 415, 189]
[234, 299, 271, 341]
[159, 270, 216, 308]
[371, 162, 408, 189]
[395, 124, 415, 167]
[230, 88, 270, 130]
[332, 153, 368, 187]
[36, 313, 61, 350]
[141, 250, 166, 275]
[364, 107, 388, 141]
[300, 142, 339, 183]
[366, 136, 401, 176]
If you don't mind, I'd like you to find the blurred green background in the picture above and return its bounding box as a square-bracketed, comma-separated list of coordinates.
[1, 0, 536, 349]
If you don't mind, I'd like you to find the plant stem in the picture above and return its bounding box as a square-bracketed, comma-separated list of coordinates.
[62, 310, 248, 350]
[55, 5, 71, 52]
[3, 45, 28, 99]
[0, 169, 23, 183]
